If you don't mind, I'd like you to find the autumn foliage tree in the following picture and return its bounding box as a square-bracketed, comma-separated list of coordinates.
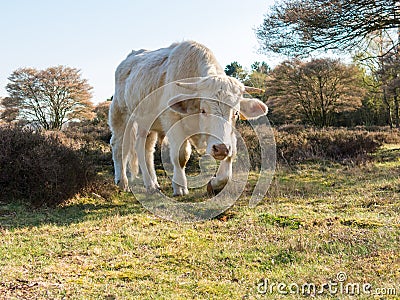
[266, 58, 365, 127]
[2, 66, 94, 130]
[256, 0, 400, 128]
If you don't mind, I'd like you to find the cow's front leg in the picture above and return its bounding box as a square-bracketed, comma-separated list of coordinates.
[169, 139, 191, 196]
[136, 130, 159, 193]
[207, 156, 232, 195]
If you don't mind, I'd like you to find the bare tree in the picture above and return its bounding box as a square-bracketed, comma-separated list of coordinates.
[356, 30, 400, 128]
[266, 58, 365, 127]
[256, 0, 400, 57]
[3, 66, 93, 130]
[381, 51, 400, 128]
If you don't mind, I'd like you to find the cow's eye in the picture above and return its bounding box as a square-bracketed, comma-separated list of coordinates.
[201, 109, 206, 114]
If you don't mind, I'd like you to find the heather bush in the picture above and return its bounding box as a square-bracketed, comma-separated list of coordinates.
[276, 129, 382, 163]
[0, 126, 95, 207]
[65, 120, 111, 144]
[237, 125, 399, 167]
[236, 123, 263, 170]
[138, 125, 399, 173]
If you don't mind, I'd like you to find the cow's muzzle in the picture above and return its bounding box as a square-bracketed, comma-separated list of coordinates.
[211, 144, 230, 160]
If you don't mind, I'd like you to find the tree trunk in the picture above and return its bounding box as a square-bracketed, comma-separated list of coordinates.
[318, 75, 327, 127]
[383, 90, 393, 128]
[394, 93, 399, 128]
[396, 23, 400, 128]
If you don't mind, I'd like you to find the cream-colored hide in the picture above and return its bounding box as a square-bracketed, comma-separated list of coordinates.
[109, 41, 268, 196]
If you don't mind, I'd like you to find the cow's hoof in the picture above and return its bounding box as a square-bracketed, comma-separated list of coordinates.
[173, 187, 189, 197]
[207, 180, 223, 196]
[117, 179, 129, 192]
[146, 186, 161, 194]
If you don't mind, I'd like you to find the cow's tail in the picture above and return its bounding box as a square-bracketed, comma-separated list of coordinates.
[128, 120, 139, 178]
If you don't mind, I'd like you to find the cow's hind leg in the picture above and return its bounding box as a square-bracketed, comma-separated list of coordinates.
[128, 150, 139, 179]
[109, 101, 128, 188]
[119, 117, 138, 191]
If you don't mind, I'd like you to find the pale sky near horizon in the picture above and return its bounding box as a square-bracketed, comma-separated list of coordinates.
[0, 0, 278, 103]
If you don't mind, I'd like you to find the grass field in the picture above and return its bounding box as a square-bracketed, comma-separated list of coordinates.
[0, 144, 399, 299]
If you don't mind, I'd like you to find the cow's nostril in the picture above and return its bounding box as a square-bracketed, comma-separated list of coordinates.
[212, 145, 218, 153]
[220, 144, 228, 153]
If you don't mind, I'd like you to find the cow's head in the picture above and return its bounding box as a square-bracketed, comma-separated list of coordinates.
[168, 76, 268, 160]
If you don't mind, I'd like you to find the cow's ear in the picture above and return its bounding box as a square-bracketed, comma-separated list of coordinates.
[239, 98, 268, 120]
[168, 93, 197, 114]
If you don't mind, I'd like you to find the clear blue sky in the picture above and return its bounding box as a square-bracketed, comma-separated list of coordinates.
[0, 0, 278, 103]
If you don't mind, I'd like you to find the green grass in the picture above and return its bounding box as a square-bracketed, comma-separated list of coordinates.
[1, 144, 399, 299]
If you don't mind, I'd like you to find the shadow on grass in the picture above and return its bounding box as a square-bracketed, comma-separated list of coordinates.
[0, 171, 229, 230]
[0, 192, 145, 230]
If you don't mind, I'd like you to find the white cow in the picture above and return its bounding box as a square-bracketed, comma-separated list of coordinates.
[109, 41, 268, 196]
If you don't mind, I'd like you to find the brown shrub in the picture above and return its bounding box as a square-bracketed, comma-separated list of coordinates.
[237, 125, 397, 167]
[65, 121, 111, 144]
[237, 123, 263, 170]
[0, 126, 95, 207]
[275, 128, 382, 163]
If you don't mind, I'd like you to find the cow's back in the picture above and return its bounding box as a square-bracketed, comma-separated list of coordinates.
[165, 41, 224, 82]
[114, 45, 174, 112]
[114, 41, 224, 112]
